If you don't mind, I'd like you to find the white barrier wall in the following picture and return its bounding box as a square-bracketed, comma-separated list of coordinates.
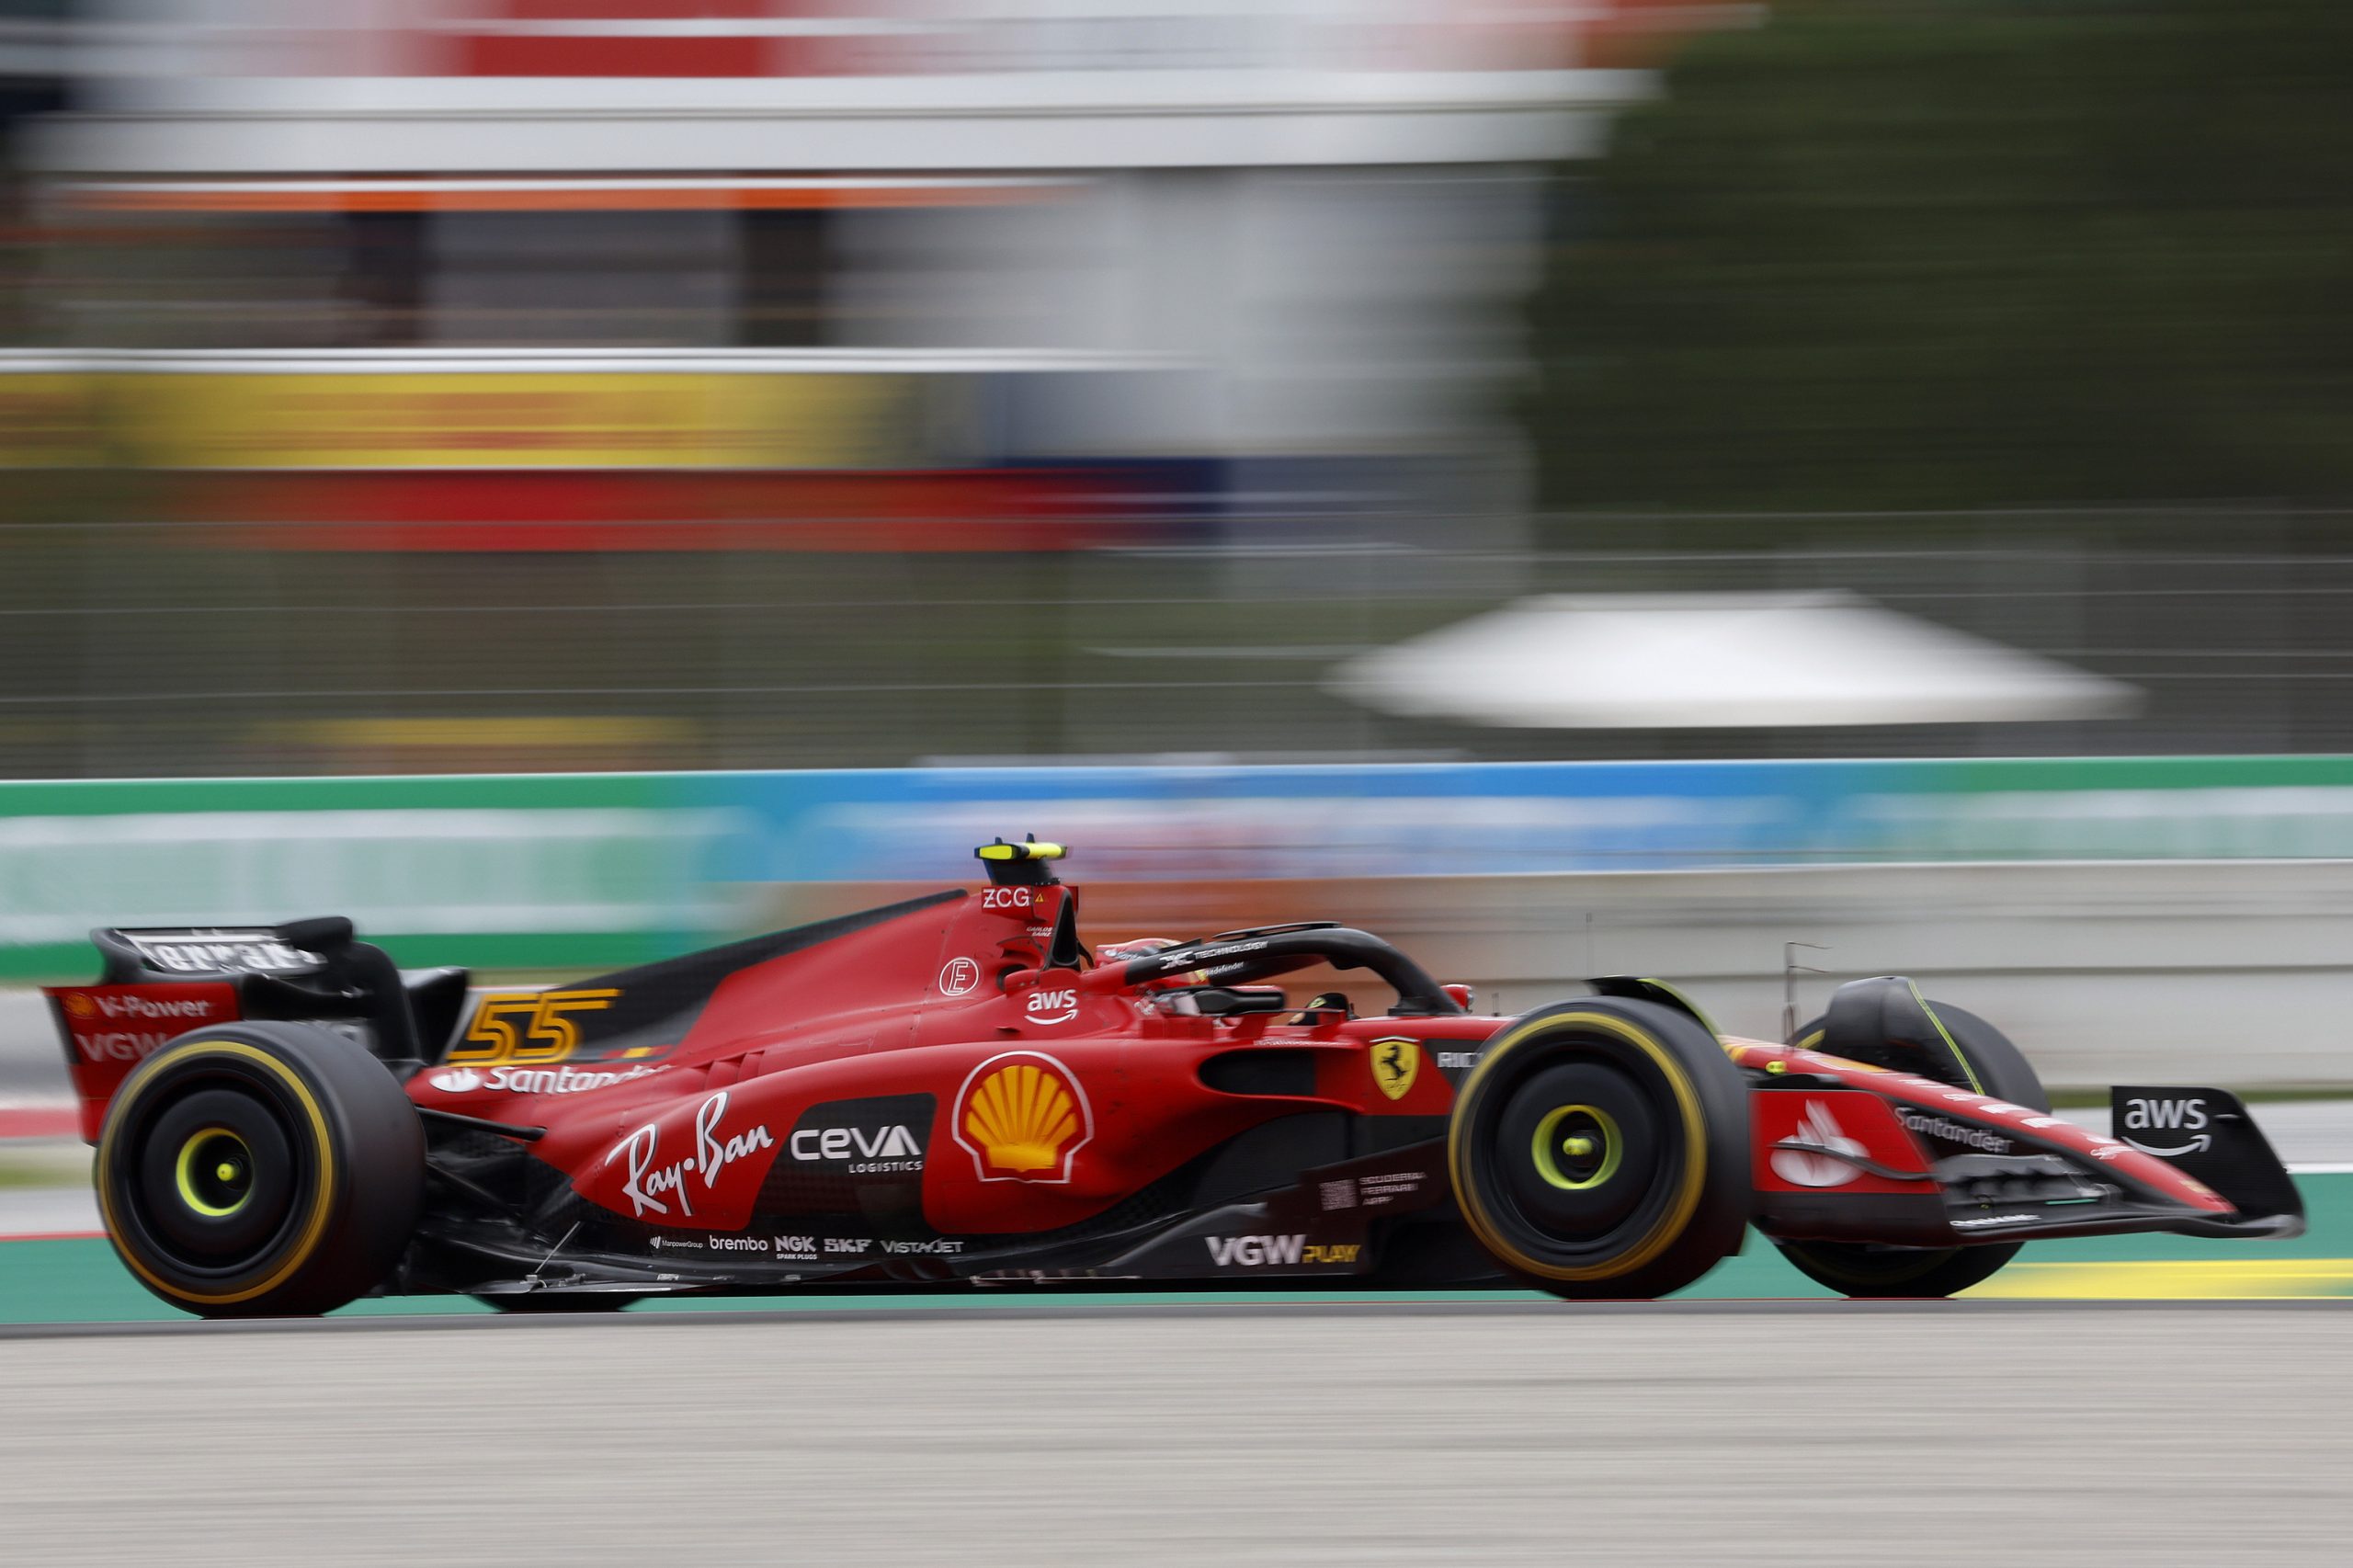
[8, 858, 2351, 1097]
[1331, 859, 2353, 1087]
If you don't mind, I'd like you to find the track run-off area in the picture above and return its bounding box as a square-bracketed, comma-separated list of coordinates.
[0, 1302, 2347, 1566]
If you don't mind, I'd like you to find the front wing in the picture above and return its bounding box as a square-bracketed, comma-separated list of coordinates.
[1733, 1040, 2303, 1246]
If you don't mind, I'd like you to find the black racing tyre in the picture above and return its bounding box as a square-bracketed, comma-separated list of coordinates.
[1778, 1002, 2048, 1299]
[97, 1022, 425, 1318]
[1449, 997, 1750, 1300]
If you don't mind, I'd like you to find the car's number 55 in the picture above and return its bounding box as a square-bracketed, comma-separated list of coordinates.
[448, 989, 620, 1065]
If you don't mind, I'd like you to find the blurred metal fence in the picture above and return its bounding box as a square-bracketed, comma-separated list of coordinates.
[6, 508, 2353, 777]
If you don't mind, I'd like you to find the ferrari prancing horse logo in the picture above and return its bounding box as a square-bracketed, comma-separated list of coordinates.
[1369, 1038, 1420, 1101]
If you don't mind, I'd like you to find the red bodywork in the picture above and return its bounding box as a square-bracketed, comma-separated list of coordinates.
[404, 881, 1493, 1242]
[383, 879, 2236, 1253]
[47, 871, 2274, 1288]
[48, 983, 239, 1142]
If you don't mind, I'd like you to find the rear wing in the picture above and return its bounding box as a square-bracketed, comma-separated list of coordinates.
[42, 919, 469, 1143]
[85, 926, 326, 983]
[46, 975, 242, 1142]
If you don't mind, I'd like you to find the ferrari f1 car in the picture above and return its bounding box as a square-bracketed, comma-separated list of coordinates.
[48, 840, 2302, 1316]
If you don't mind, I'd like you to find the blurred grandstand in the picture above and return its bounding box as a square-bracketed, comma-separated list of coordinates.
[2, 2, 2350, 777]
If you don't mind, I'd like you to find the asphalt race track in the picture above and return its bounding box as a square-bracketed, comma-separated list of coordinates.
[4, 1186, 2353, 1565]
[0, 1301, 2348, 1566]
[7, 1140, 2353, 1563]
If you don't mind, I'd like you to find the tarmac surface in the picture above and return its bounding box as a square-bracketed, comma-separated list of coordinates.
[8, 991, 2353, 1562]
[0, 1302, 2347, 1566]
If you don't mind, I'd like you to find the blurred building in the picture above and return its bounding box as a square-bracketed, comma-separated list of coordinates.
[18, 2, 1698, 509]
[0, 2, 1756, 776]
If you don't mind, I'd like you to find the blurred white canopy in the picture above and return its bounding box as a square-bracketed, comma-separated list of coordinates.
[1331, 590, 2141, 730]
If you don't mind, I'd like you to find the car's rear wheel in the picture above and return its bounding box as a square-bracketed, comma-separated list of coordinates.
[1449, 998, 1750, 1300]
[97, 1022, 424, 1318]
[1777, 1002, 2048, 1299]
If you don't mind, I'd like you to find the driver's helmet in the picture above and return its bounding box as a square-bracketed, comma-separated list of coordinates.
[1098, 937, 1210, 995]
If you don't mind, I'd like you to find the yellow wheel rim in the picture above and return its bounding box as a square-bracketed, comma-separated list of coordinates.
[1448, 1010, 1710, 1283]
[172, 1126, 254, 1218]
[1530, 1103, 1621, 1192]
[97, 1038, 338, 1309]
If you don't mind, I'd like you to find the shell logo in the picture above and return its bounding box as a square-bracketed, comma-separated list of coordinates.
[62, 992, 97, 1019]
[952, 1051, 1094, 1184]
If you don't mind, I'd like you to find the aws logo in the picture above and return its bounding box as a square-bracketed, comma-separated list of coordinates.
[2120, 1095, 2211, 1156]
[953, 1051, 1094, 1183]
[1025, 987, 1079, 1026]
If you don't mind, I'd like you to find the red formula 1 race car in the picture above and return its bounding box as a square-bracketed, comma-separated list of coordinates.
[48, 840, 2302, 1316]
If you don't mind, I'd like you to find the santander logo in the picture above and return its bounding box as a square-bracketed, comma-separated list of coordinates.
[1768, 1100, 1867, 1189]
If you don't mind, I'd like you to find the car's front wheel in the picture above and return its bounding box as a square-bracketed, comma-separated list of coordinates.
[1449, 997, 1750, 1300]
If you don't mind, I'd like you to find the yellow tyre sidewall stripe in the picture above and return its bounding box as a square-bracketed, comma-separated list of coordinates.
[98, 1039, 339, 1308]
[1904, 980, 1985, 1095]
[1449, 1010, 1709, 1282]
[1796, 1003, 1985, 1096]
